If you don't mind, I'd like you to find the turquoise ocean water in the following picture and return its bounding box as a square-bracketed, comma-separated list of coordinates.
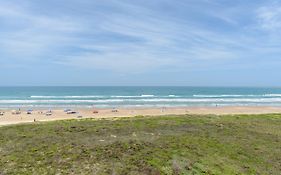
[1, 86, 281, 109]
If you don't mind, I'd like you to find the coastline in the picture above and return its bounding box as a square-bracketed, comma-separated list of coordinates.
[1, 106, 281, 126]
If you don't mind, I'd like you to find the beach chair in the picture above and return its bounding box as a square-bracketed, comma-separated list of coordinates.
[45, 110, 52, 116]
[45, 112, 52, 116]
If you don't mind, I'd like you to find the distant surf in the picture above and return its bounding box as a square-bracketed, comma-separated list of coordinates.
[0, 86, 281, 108]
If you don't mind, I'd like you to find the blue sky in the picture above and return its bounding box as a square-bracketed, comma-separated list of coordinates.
[1, 0, 281, 86]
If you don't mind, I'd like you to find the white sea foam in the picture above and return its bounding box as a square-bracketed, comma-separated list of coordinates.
[264, 94, 281, 97]
[111, 95, 179, 98]
[30, 96, 105, 98]
[111, 96, 138, 98]
[110, 95, 155, 98]
[111, 95, 155, 98]
[193, 94, 281, 98]
[27, 94, 281, 99]
[193, 94, 261, 98]
[2, 98, 281, 104]
[0, 99, 124, 103]
[141, 95, 155, 97]
[132, 98, 281, 102]
[30, 95, 157, 99]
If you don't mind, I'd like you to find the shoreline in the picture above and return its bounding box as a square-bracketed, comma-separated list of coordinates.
[1, 106, 281, 126]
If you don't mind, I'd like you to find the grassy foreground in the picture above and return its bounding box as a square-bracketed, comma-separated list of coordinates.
[0, 114, 281, 175]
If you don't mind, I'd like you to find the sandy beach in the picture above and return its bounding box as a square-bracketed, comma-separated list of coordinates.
[1, 106, 281, 126]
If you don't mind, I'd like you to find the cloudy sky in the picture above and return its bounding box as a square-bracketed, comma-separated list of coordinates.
[1, 0, 281, 86]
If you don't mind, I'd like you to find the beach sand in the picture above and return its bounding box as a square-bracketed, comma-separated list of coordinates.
[1, 106, 281, 126]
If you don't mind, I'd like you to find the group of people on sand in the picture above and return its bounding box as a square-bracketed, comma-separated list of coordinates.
[0, 109, 53, 116]
[0, 106, 121, 118]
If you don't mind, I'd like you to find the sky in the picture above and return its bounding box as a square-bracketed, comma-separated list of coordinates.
[1, 0, 281, 86]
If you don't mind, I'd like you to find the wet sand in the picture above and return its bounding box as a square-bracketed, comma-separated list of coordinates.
[1, 106, 281, 126]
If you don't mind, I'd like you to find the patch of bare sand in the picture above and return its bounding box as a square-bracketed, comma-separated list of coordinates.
[1, 106, 281, 126]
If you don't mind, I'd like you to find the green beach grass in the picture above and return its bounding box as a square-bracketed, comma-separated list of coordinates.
[0, 114, 281, 174]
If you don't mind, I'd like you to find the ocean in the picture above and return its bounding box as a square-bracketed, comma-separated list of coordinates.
[1, 86, 281, 109]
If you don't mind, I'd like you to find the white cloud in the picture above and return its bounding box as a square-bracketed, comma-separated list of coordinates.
[0, 1, 85, 60]
[2, 0, 280, 73]
[257, 3, 281, 31]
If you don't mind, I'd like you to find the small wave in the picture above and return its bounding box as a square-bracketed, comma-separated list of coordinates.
[141, 95, 154, 97]
[0, 99, 124, 104]
[30, 96, 105, 99]
[193, 94, 259, 98]
[110, 95, 153, 98]
[2, 98, 281, 104]
[133, 98, 281, 102]
[264, 94, 281, 97]
[111, 96, 137, 98]
[111, 95, 179, 98]
[30, 95, 156, 99]
[193, 94, 281, 98]
[23, 94, 281, 99]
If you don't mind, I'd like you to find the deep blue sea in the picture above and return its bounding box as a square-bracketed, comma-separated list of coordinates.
[1, 86, 281, 109]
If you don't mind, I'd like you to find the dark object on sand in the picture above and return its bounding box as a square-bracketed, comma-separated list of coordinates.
[112, 109, 118, 112]
[27, 109, 33, 115]
[111, 108, 118, 112]
[45, 110, 52, 116]
[67, 111, 77, 114]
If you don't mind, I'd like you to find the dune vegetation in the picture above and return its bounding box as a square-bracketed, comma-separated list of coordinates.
[0, 114, 281, 174]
